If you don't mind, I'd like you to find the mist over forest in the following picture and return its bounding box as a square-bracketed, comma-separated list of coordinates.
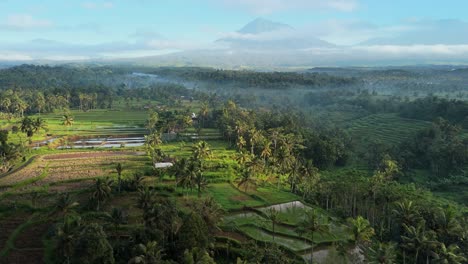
[1, 1, 468, 263]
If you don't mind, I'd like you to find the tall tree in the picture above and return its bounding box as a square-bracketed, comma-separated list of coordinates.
[297, 209, 330, 264]
[115, 163, 123, 193]
[266, 208, 279, 241]
[92, 178, 113, 211]
[348, 216, 375, 246]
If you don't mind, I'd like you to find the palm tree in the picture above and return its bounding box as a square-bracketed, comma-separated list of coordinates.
[402, 222, 438, 264]
[192, 140, 211, 161]
[145, 132, 162, 154]
[106, 208, 127, 235]
[20, 117, 34, 138]
[434, 207, 462, 243]
[266, 208, 279, 241]
[191, 197, 223, 232]
[92, 178, 113, 211]
[32, 118, 47, 135]
[128, 241, 163, 264]
[171, 157, 188, 187]
[297, 209, 330, 264]
[248, 128, 261, 155]
[433, 243, 467, 264]
[178, 159, 199, 193]
[236, 167, 256, 193]
[55, 193, 79, 216]
[268, 128, 283, 155]
[146, 111, 159, 133]
[199, 102, 209, 128]
[194, 170, 207, 197]
[363, 242, 397, 264]
[260, 138, 272, 164]
[62, 114, 74, 127]
[1, 97, 11, 113]
[235, 151, 252, 166]
[393, 200, 420, 228]
[116, 163, 123, 193]
[299, 160, 320, 200]
[348, 216, 375, 246]
[137, 187, 154, 210]
[56, 215, 81, 264]
[236, 135, 246, 151]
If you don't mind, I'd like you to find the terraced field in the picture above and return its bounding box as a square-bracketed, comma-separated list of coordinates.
[0, 151, 151, 194]
[345, 113, 431, 144]
[222, 201, 352, 262]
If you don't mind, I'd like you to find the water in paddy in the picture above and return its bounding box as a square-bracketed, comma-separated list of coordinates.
[58, 136, 145, 149]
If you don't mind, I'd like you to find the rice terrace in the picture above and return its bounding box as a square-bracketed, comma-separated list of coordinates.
[1, 1, 468, 263]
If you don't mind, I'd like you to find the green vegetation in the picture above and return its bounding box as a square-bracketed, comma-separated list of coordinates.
[0, 65, 467, 263]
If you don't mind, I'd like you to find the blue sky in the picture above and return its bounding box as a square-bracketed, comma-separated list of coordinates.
[1, 0, 468, 62]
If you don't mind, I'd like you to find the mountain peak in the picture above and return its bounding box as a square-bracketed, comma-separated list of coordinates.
[238, 18, 293, 34]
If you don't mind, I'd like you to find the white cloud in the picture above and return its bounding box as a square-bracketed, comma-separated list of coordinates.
[82, 1, 114, 10]
[3, 14, 52, 30]
[221, 0, 358, 14]
[350, 44, 468, 56]
[0, 52, 33, 61]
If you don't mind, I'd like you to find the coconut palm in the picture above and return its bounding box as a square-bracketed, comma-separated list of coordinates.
[192, 140, 211, 161]
[260, 138, 272, 164]
[92, 178, 113, 211]
[55, 193, 79, 216]
[433, 243, 467, 264]
[56, 215, 81, 264]
[146, 111, 159, 133]
[248, 128, 262, 155]
[178, 159, 200, 193]
[62, 114, 74, 127]
[297, 209, 330, 264]
[199, 102, 209, 128]
[434, 207, 462, 243]
[145, 132, 162, 153]
[266, 208, 280, 241]
[348, 216, 375, 246]
[128, 241, 163, 264]
[171, 157, 188, 187]
[363, 242, 397, 264]
[236, 167, 256, 193]
[194, 170, 207, 197]
[20, 117, 34, 138]
[106, 207, 127, 235]
[402, 222, 438, 264]
[393, 200, 421, 228]
[116, 163, 123, 193]
[235, 151, 252, 166]
[137, 187, 154, 210]
[33, 117, 47, 131]
[236, 135, 246, 151]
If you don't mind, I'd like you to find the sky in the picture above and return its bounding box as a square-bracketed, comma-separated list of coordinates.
[1, 0, 468, 64]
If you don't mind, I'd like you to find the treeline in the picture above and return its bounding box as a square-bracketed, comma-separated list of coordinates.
[0, 65, 195, 115]
[152, 67, 358, 89]
[400, 96, 468, 127]
[0, 64, 126, 90]
[396, 119, 467, 178]
[214, 101, 352, 170]
[304, 91, 468, 128]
